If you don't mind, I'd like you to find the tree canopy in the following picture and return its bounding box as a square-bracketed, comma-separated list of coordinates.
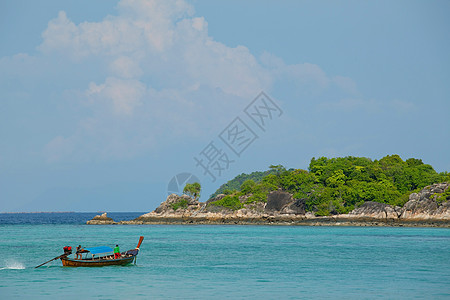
[208, 155, 449, 215]
[209, 169, 278, 198]
[183, 182, 201, 200]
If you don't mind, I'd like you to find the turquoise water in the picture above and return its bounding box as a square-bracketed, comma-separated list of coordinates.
[1, 224, 449, 299]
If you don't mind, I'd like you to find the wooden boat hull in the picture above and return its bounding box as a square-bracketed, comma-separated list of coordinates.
[61, 255, 136, 267]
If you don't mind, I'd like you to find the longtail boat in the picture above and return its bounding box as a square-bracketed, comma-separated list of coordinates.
[59, 236, 144, 267]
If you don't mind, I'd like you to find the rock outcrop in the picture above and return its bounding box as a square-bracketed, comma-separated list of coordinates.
[399, 182, 450, 220]
[343, 183, 450, 221]
[87, 183, 450, 227]
[265, 190, 306, 215]
[153, 194, 201, 215]
[348, 202, 401, 219]
[86, 212, 117, 225]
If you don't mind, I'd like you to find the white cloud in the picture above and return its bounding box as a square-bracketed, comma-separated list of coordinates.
[260, 51, 329, 89]
[284, 63, 330, 88]
[39, 0, 194, 58]
[32, 0, 363, 162]
[39, 11, 143, 58]
[87, 77, 146, 115]
[109, 56, 143, 78]
[39, 0, 270, 98]
[39, 11, 78, 55]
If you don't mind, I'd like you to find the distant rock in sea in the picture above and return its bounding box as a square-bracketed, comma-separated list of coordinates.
[86, 212, 116, 225]
[87, 183, 450, 227]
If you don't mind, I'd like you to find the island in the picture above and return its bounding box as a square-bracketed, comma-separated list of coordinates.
[87, 155, 450, 227]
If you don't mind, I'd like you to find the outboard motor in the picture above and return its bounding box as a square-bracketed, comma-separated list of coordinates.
[63, 246, 72, 255]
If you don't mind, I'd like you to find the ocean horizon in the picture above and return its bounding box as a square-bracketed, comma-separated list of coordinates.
[0, 212, 146, 225]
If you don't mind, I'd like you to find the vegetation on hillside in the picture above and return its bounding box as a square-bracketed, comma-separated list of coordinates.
[170, 199, 189, 211]
[209, 169, 278, 199]
[208, 155, 449, 215]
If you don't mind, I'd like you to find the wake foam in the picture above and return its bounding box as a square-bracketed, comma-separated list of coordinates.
[0, 260, 25, 270]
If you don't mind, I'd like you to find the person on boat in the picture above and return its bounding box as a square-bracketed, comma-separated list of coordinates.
[114, 245, 120, 259]
[63, 246, 72, 256]
[76, 245, 84, 259]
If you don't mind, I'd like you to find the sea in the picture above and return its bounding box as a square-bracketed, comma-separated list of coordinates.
[0, 213, 449, 299]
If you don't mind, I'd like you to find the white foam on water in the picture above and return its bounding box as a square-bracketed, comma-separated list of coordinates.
[0, 260, 26, 270]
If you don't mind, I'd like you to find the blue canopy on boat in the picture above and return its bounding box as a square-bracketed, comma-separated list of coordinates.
[85, 246, 113, 254]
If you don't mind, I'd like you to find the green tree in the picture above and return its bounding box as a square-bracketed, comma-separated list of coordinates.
[326, 169, 346, 188]
[269, 164, 286, 175]
[240, 179, 256, 194]
[183, 182, 201, 200]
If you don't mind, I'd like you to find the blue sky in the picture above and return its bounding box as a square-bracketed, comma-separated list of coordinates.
[1, 0, 449, 212]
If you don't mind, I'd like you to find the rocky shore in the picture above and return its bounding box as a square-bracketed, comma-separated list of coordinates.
[87, 183, 450, 227]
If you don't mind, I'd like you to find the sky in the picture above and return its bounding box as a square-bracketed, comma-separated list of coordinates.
[1, 0, 449, 212]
